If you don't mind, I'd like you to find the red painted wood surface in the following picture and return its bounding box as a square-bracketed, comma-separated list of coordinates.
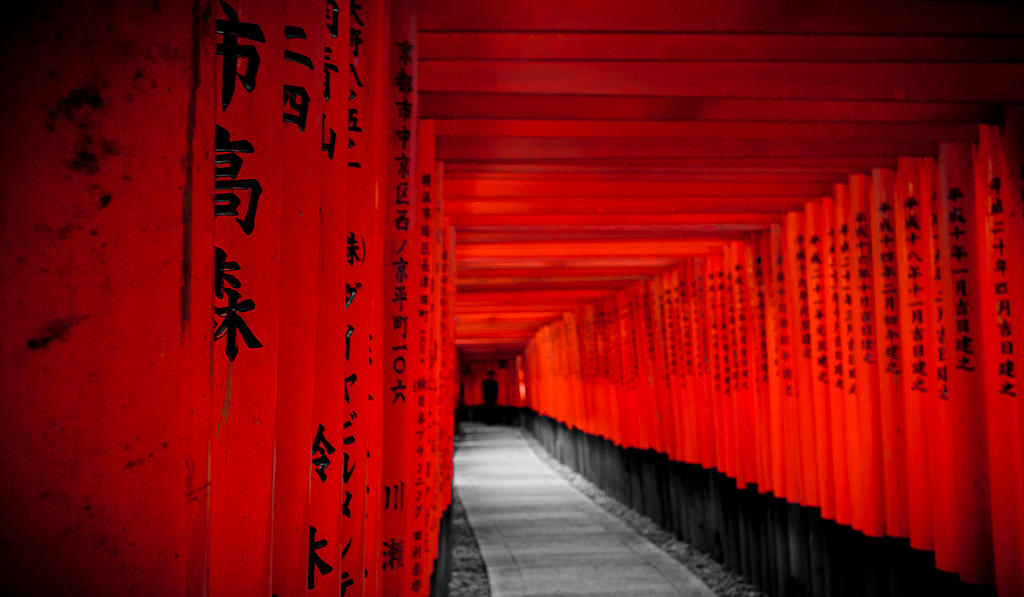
[209, 2, 284, 595]
[893, 157, 937, 552]
[994, 110, 1024, 596]
[976, 127, 1024, 595]
[348, 0, 392, 593]
[380, 0, 419, 592]
[0, 2, 213, 594]
[271, 0, 326, 594]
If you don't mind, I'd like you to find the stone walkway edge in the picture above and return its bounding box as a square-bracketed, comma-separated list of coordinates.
[454, 423, 717, 597]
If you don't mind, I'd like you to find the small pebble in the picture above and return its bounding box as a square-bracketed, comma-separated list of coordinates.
[448, 434, 493, 597]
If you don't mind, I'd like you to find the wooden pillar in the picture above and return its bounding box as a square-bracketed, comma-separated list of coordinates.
[0, 2, 213, 594]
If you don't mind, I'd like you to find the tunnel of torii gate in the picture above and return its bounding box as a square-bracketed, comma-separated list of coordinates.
[3, 1, 1024, 596]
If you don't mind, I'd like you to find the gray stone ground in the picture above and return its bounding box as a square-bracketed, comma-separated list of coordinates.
[454, 424, 718, 597]
[447, 423, 766, 597]
[520, 430, 766, 597]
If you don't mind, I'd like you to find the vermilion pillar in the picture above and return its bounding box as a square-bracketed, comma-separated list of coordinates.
[995, 110, 1024, 597]
[820, 195, 853, 527]
[935, 143, 993, 584]
[349, 0, 390, 593]
[869, 168, 910, 539]
[270, 0, 328, 594]
[381, 1, 419, 595]
[209, 2, 284, 594]
[404, 118, 436, 595]
[804, 203, 836, 521]
[976, 126, 1024, 596]
[785, 212, 819, 508]
[845, 175, 885, 538]
[747, 239, 774, 496]
[893, 157, 938, 552]
[0, 2, 213, 594]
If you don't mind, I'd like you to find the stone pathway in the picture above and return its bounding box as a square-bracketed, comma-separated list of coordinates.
[454, 423, 717, 597]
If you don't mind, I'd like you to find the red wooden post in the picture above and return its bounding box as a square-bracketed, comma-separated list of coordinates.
[820, 195, 853, 527]
[381, 1, 419, 594]
[995, 110, 1024, 596]
[805, 202, 836, 520]
[785, 212, 819, 508]
[210, 2, 284, 594]
[869, 168, 910, 539]
[0, 2, 214, 593]
[893, 157, 938, 551]
[934, 142, 993, 584]
[845, 174, 886, 538]
[976, 126, 1024, 596]
[833, 182, 865, 533]
[272, 0, 329, 594]
[747, 239, 774, 494]
[353, 0, 393, 592]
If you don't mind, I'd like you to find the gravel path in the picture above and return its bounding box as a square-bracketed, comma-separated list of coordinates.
[446, 490, 491, 597]
[447, 436, 492, 597]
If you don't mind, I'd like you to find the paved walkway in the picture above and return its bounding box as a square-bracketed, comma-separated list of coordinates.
[454, 424, 716, 597]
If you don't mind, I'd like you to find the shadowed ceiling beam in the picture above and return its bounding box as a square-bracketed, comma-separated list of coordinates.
[456, 239, 728, 259]
[453, 228, 763, 244]
[457, 311, 565, 321]
[450, 213, 781, 227]
[422, 32, 1024, 62]
[437, 136, 941, 161]
[419, 0, 1024, 35]
[422, 61, 1024, 102]
[422, 92, 1001, 123]
[444, 178, 833, 197]
[446, 197, 811, 215]
[436, 119, 978, 142]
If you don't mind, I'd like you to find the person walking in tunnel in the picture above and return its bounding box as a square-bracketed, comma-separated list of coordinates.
[482, 370, 499, 424]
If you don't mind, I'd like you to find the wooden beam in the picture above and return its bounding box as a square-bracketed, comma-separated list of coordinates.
[456, 311, 565, 322]
[421, 61, 1024, 102]
[456, 343, 526, 357]
[437, 136, 941, 161]
[456, 327, 539, 338]
[444, 171, 852, 185]
[446, 197, 810, 215]
[458, 274, 653, 286]
[457, 288, 615, 305]
[450, 213, 782, 227]
[455, 256, 682, 271]
[456, 337, 529, 347]
[419, 0, 1024, 35]
[454, 227, 763, 244]
[444, 178, 833, 197]
[421, 92, 1001, 123]
[436, 119, 978, 142]
[455, 305, 584, 314]
[441, 158, 899, 179]
[422, 32, 1024, 62]
[456, 239, 728, 259]
[459, 280, 638, 293]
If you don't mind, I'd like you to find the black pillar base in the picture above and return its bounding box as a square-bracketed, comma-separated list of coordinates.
[518, 409, 997, 597]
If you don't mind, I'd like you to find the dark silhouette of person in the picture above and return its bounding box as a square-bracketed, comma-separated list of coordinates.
[482, 371, 499, 424]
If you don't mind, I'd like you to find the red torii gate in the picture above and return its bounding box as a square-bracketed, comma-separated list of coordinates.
[1, 1, 1023, 596]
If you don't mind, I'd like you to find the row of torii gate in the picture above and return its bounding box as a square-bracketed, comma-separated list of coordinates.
[1, 1, 1024, 596]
